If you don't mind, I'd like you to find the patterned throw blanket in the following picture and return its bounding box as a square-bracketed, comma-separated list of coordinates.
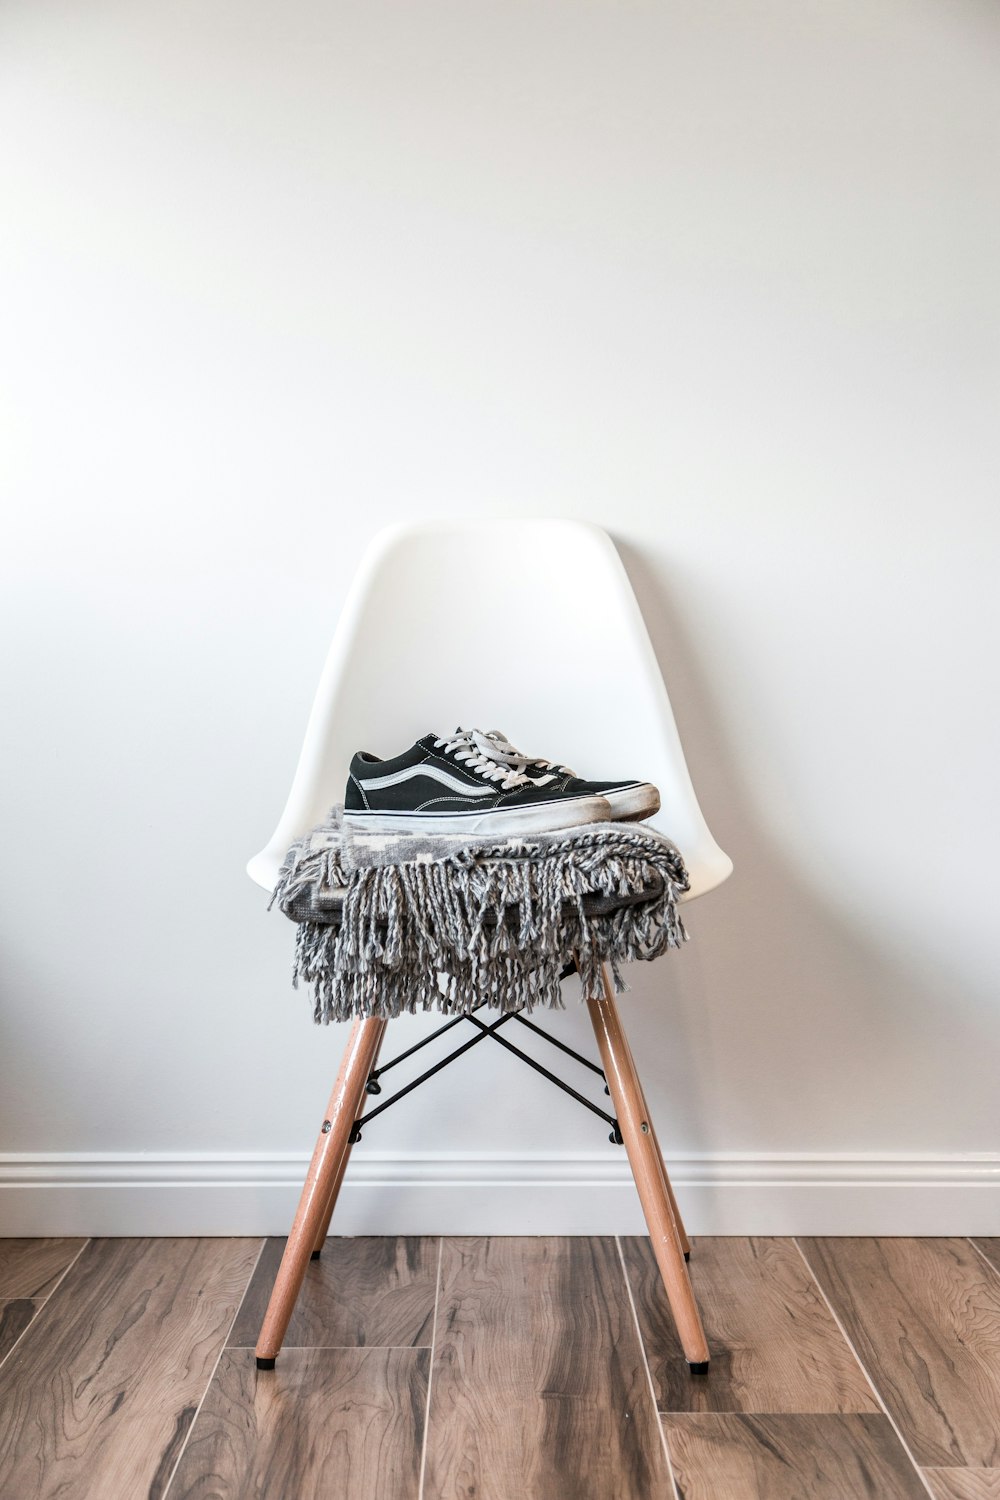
[270, 805, 690, 1022]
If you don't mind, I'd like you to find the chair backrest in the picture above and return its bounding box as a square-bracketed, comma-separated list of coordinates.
[248, 519, 732, 900]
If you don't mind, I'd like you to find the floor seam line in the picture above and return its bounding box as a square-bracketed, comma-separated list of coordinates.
[792, 1237, 937, 1500]
[616, 1234, 680, 1500]
[0, 1236, 93, 1376]
[416, 1235, 443, 1500]
[965, 1236, 1000, 1278]
[159, 1236, 268, 1500]
[227, 1350, 437, 1362]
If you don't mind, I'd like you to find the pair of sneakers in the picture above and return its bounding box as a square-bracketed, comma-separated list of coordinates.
[344, 727, 659, 836]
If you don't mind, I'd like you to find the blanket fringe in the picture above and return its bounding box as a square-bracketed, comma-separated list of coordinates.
[272, 814, 689, 1022]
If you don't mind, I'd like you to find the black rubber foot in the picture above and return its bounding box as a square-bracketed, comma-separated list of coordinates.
[310, 1249, 322, 1260]
[256, 1356, 276, 1370]
[684, 1251, 691, 1262]
[688, 1361, 709, 1375]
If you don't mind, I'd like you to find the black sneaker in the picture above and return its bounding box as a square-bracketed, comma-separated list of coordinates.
[470, 729, 661, 823]
[344, 729, 611, 835]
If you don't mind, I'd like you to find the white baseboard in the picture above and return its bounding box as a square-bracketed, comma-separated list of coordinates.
[1, 1152, 997, 1237]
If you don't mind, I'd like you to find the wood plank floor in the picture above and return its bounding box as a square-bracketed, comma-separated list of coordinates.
[0, 1235, 998, 1497]
[621, 1234, 879, 1415]
[798, 1238, 1000, 1468]
[228, 1234, 439, 1350]
[424, 1236, 671, 1499]
[0, 1237, 260, 1499]
[0, 1237, 87, 1360]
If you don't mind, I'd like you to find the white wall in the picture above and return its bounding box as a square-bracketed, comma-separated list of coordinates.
[2, 0, 998, 1235]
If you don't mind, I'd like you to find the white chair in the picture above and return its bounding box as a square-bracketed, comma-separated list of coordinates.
[249, 518, 732, 1373]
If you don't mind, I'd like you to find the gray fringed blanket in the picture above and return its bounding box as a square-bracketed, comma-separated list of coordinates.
[270, 806, 689, 1022]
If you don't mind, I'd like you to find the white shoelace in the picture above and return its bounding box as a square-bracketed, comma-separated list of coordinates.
[433, 728, 554, 790]
[471, 728, 576, 781]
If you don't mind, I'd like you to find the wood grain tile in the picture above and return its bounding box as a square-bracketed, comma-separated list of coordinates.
[0, 1237, 87, 1299]
[0, 1299, 41, 1362]
[165, 1346, 428, 1499]
[799, 1237, 1000, 1467]
[424, 1235, 672, 1500]
[663, 1414, 928, 1499]
[923, 1471, 1000, 1500]
[622, 1236, 878, 1414]
[228, 1235, 438, 1348]
[0, 1236, 260, 1500]
[971, 1241, 1000, 1275]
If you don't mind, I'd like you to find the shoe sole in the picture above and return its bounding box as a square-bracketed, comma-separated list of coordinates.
[604, 783, 661, 822]
[343, 794, 610, 837]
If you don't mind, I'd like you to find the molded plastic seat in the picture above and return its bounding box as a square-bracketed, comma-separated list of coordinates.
[249, 518, 731, 901]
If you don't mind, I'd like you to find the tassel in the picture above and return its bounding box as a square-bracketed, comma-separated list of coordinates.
[272, 808, 689, 1022]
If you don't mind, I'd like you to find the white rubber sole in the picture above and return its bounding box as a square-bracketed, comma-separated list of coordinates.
[604, 782, 661, 822]
[343, 794, 611, 837]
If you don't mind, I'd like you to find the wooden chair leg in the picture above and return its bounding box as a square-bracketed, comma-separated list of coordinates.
[311, 1025, 387, 1258]
[310, 1144, 352, 1258]
[255, 1015, 387, 1368]
[586, 964, 709, 1371]
[605, 1021, 690, 1257]
[643, 1105, 691, 1260]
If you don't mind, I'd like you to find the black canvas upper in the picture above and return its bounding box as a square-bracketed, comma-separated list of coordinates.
[524, 763, 644, 798]
[346, 734, 604, 818]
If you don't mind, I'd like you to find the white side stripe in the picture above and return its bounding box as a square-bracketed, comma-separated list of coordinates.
[357, 763, 493, 797]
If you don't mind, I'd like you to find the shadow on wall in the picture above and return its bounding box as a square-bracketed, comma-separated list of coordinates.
[610, 538, 986, 1157]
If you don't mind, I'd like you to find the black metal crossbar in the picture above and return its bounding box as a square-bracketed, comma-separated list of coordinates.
[463, 1014, 621, 1140]
[350, 1006, 622, 1145]
[510, 1011, 607, 1079]
[350, 1010, 517, 1142]
[364, 1004, 489, 1093]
